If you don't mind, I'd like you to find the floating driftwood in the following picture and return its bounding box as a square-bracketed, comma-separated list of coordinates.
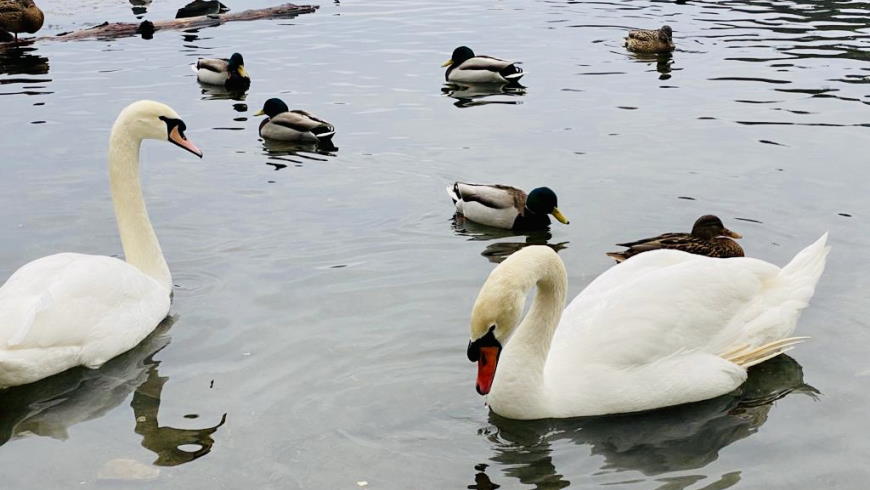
[0, 3, 317, 46]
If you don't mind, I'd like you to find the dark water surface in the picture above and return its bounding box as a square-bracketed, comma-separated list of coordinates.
[1, 0, 868, 488]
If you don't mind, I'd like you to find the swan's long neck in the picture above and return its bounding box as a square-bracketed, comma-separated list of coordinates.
[487, 250, 567, 415]
[108, 123, 171, 291]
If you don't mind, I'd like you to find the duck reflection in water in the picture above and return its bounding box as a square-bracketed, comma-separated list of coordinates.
[627, 51, 674, 81]
[474, 355, 817, 488]
[451, 216, 568, 263]
[261, 139, 337, 170]
[199, 83, 248, 102]
[0, 42, 48, 76]
[0, 318, 226, 467]
[442, 82, 526, 108]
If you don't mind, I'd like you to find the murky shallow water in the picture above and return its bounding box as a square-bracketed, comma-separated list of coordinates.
[1, 0, 869, 488]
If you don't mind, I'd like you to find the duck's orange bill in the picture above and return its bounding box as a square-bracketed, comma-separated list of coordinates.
[476, 346, 500, 395]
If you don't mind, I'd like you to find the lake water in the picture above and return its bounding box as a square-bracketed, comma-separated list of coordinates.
[1, 0, 869, 488]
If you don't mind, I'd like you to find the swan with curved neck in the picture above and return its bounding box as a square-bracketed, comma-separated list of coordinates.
[0, 100, 201, 388]
[468, 237, 829, 420]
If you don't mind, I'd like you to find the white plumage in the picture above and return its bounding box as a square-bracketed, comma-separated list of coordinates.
[469, 234, 830, 419]
[0, 100, 201, 388]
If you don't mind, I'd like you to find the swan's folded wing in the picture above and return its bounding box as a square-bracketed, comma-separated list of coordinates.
[554, 250, 781, 364]
[0, 253, 169, 363]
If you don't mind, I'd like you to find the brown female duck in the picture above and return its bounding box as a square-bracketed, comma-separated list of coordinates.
[0, 0, 44, 42]
[625, 25, 674, 54]
[607, 215, 744, 262]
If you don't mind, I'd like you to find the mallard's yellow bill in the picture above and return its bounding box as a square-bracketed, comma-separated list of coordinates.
[237, 66, 249, 78]
[253, 109, 266, 116]
[441, 59, 454, 67]
[552, 208, 570, 225]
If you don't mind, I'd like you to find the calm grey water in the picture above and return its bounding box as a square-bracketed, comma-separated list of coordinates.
[1, 0, 869, 488]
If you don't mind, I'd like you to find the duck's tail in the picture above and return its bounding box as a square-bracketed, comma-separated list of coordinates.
[446, 183, 460, 204]
[605, 252, 628, 263]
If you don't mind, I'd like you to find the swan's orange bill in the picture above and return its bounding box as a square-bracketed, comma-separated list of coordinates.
[169, 125, 203, 158]
[476, 346, 500, 395]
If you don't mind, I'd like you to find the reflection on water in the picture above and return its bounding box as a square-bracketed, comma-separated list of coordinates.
[199, 83, 249, 102]
[442, 82, 527, 108]
[0, 318, 226, 467]
[451, 216, 569, 263]
[261, 139, 338, 170]
[476, 355, 817, 488]
[0, 44, 49, 77]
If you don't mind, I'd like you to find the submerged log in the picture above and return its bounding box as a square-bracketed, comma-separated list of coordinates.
[0, 3, 317, 46]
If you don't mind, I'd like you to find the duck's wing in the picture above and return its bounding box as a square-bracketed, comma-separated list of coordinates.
[457, 56, 524, 79]
[627, 29, 657, 41]
[196, 58, 229, 73]
[452, 182, 525, 211]
[616, 232, 685, 248]
[270, 111, 335, 136]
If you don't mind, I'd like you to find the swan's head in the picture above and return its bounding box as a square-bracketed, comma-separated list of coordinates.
[442, 46, 475, 67]
[115, 100, 202, 157]
[691, 215, 741, 240]
[527, 187, 570, 225]
[468, 248, 553, 395]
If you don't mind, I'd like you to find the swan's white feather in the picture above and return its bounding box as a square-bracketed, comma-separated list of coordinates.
[0, 253, 170, 387]
[486, 234, 829, 419]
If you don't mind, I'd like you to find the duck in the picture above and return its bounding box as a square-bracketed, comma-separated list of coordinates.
[0, 0, 44, 42]
[625, 25, 674, 54]
[442, 46, 524, 84]
[254, 98, 335, 144]
[447, 182, 569, 231]
[0, 100, 202, 389]
[176, 0, 228, 18]
[192, 53, 250, 91]
[607, 215, 744, 262]
[467, 235, 829, 419]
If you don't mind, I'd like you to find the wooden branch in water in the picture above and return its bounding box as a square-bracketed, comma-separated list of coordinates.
[1, 3, 317, 46]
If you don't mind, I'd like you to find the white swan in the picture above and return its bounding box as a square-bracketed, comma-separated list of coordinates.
[467, 235, 829, 419]
[0, 100, 202, 389]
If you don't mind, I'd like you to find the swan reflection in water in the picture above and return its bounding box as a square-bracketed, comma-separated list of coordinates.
[451, 216, 568, 263]
[473, 354, 817, 489]
[0, 318, 226, 467]
[442, 82, 526, 108]
[261, 139, 338, 170]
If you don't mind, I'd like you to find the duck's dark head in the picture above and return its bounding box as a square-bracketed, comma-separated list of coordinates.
[659, 25, 673, 41]
[691, 215, 741, 240]
[254, 98, 289, 118]
[442, 46, 475, 68]
[526, 187, 569, 224]
[227, 52, 248, 78]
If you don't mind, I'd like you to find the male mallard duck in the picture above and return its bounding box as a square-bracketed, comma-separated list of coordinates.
[625, 25, 674, 54]
[0, 0, 44, 42]
[192, 53, 250, 91]
[606, 215, 744, 262]
[254, 98, 335, 143]
[176, 0, 228, 18]
[447, 182, 569, 231]
[442, 46, 524, 84]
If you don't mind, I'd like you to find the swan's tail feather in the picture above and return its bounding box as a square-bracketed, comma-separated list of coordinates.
[724, 336, 811, 368]
[779, 232, 830, 303]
